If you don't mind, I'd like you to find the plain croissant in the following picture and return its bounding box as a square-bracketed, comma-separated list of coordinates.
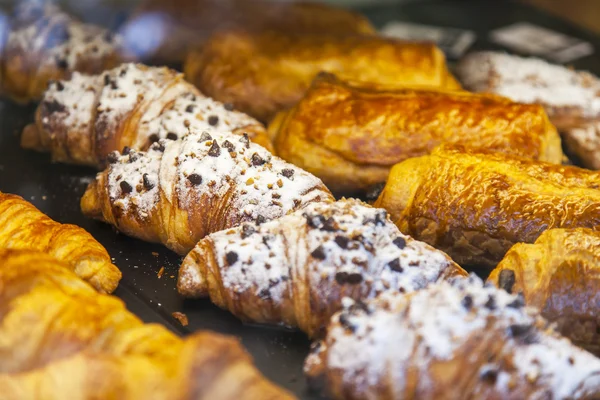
[21, 63, 272, 168]
[0, 191, 121, 293]
[306, 275, 600, 400]
[0, 248, 294, 400]
[178, 198, 466, 337]
[81, 130, 333, 255]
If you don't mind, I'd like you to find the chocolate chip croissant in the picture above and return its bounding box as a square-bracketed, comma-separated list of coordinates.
[185, 30, 461, 122]
[0, 191, 121, 293]
[305, 275, 600, 400]
[81, 130, 333, 255]
[489, 228, 600, 354]
[457, 51, 600, 169]
[1, 1, 128, 103]
[0, 249, 293, 400]
[178, 198, 466, 337]
[374, 145, 600, 270]
[270, 73, 563, 194]
[21, 63, 271, 168]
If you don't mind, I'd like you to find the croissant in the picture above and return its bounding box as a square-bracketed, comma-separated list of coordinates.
[185, 30, 461, 122]
[457, 51, 600, 169]
[374, 145, 600, 270]
[178, 198, 466, 337]
[489, 228, 600, 354]
[305, 275, 600, 400]
[0, 249, 293, 400]
[21, 63, 271, 168]
[0, 191, 121, 293]
[1, 1, 128, 103]
[81, 130, 333, 255]
[270, 72, 563, 194]
[124, 0, 375, 65]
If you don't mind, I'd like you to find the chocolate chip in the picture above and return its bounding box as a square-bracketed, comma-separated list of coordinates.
[336, 272, 363, 285]
[208, 141, 221, 157]
[375, 210, 387, 226]
[56, 58, 68, 70]
[107, 151, 119, 164]
[349, 300, 371, 315]
[120, 181, 132, 194]
[122, 146, 131, 155]
[568, 357, 575, 365]
[222, 140, 235, 152]
[111, 80, 119, 90]
[43, 99, 65, 114]
[119, 68, 127, 77]
[226, 251, 238, 265]
[305, 214, 325, 228]
[104, 74, 111, 86]
[259, 288, 270, 300]
[462, 295, 473, 310]
[142, 173, 155, 190]
[311, 246, 326, 260]
[321, 217, 339, 232]
[104, 31, 114, 42]
[392, 237, 406, 249]
[334, 236, 349, 249]
[388, 258, 403, 272]
[507, 293, 525, 309]
[241, 224, 256, 239]
[365, 182, 386, 202]
[187, 174, 202, 185]
[148, 134, 160, 144]
[256, 215, 266, 225]
[281, 169, 295, 179]
[498, 269, 516, 294]
[339, 314, 355, 333]
[152, 141, 166, 152]
[509, 324, 533, 338]
[200, 132, 212, 142]
[480, 368, 498, 384]
[223, 102, 234, 111]
[208, 115, 219, 126]
[240, 133, 250, 148]
[166, 132, 178, 141]
[484, 295, 496, 310]
[262, 235, 271, 248]
[251, 153, 265, 166]
[128, 152, 139, 163]
[55, 81, 64, 91]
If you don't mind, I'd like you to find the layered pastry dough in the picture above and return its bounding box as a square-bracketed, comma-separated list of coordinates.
[305, 275, 600, 400]
[21, 63, 271, 168]
[489, 228, 600, 354]
[270, 73, 563, 194]
[185, 30, 461, 122]
[457, 51, 600, 169]
[125, 0, 375, 65]
[0, 191, 121, 293]
[0, 249, 293, 400]
[1, 1, 128, 103]
[178, 199, 466, 337]
[81, 131, 333, 255]
[374, 145, 600, 270]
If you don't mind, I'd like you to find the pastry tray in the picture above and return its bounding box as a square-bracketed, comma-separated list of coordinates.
[1, 1, 599, 398]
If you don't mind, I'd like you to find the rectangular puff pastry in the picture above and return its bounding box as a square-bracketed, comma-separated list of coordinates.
[374, 145, 600, 270]
[457, 51, 600, 169]
[125, 0, 375, 65]
[269, 73, 563, 194]
[184, 31, 461, 122]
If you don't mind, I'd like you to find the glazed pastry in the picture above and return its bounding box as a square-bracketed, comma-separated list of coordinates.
[489, 228, 600, 354]
[124, 0, 375, 65]
[185, 30, 461, 122]
[81, 130, 333, 255]
[270, 73, 563, 194]
[305, 275, 600, 400]
[374, 145, 600, 270]
[457, 52, 600, 169]
[0, 1, 128, 103]
[21, 63, 271, 168]
[178, 199, 466, 337]
[0, 191, 121, 293]
[0, 249, 293, 400]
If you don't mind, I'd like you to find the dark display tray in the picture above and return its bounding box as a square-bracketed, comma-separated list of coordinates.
[1, 1, 599, 399]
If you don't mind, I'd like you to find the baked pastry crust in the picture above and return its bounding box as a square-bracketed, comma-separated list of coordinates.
[270, 73, 563, 194]
[489, 228, 600, 354]
[185, 30, 461, 122]
[375, 145, 600, 270]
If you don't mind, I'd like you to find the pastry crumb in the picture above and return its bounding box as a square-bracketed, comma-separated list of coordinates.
[152, 251, 159, 257]
[157, 266, 165, 279]
[172, 312, 189, 326]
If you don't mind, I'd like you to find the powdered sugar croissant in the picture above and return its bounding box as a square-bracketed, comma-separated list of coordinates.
[178, 199, 466, 337]
[81, 130, 333, 255]
[306, 275, 600, 400]
[21, 63, 271, 167]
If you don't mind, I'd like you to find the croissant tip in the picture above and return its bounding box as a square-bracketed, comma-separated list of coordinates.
[177, 252, 209, 298]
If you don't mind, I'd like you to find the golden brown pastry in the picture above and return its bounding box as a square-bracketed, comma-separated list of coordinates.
[1, 1, 128, 103]
[178, 199, 466, 337]
[489, 228, 600, 354]
[374, 145, 600, 270]
[305, 275, 600, 400]
[185, 30, 461, 122]
[270, 73, 563, 194]
[124, 0, 375, 65]
[81, 130, 333, 255]
[0, 191, 121, 293]
[0, 249, 294, 400]
[457, 51, 600, 169]
[21, 63, 271, 168]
